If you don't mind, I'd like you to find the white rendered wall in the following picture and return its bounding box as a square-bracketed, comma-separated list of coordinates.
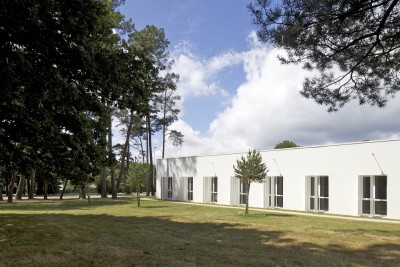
[156, 139, 400, 219]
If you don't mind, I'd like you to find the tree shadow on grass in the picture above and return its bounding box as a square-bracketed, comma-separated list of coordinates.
[0, 198, 134, 212]
[0, 212, 399, 267]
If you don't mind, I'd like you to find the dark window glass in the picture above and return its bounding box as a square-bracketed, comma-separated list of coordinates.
[362, 200, 370, 214]
[320, 176, 329, 197]
[319, 198, 329, 211]
[277, 176, 283, 195]
[363, 176, 370, 198]
[276, 196, 283, 207]
[310, 198, 314, 210]
[310, 177, 315, 196]
[375, 176, 387, 200]
[375, 200, 387, 216]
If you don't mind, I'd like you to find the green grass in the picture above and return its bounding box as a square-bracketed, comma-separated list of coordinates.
[1, 198, 400, 266]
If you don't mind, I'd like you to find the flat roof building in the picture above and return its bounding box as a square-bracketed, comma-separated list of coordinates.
[156, 139, 400, 219]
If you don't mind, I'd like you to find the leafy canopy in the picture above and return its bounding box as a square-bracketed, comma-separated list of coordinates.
[249, 0, 400, 111]
[233, 149, 268, 184]
[274, 140, 300, 149]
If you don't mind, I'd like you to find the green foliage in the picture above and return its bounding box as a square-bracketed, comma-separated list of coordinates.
[234, 150, 268, 184]
[248, 0, 400, 111]
[274, 140, 300, 149]
[0, 0, 136, 187]
[125, 162, 149, 193]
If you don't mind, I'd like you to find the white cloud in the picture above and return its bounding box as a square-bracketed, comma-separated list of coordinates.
[163, 32, 400, 158]
[171, 42, 243, 100]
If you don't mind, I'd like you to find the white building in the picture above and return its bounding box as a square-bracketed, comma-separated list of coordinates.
[156, 139, 400, 219]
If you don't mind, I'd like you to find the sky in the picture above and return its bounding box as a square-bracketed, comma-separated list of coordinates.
[118, 0, 400, 159]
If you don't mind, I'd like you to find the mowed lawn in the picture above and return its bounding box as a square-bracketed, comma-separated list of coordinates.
[1, 198, 400, 267]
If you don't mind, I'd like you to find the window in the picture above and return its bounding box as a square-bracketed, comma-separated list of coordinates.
[361, 175, 387, 216]
[307, 176, 329, 212]
[267, 176, 283, 208]
[167, 177, 172, 199]
[211, 176, 218, 203]
[187, 177, 193, 201]
[239, 181, 248, 205]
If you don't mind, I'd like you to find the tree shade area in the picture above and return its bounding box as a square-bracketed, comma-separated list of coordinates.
[0, 0, 182, 201]
[248, 0, 400, 111]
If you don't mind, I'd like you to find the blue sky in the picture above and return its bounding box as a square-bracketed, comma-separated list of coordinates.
[118, 1, 400, 158]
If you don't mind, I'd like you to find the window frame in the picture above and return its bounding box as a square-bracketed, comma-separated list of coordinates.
[307, 176, 329, 212]
[187, 177, 193, 201]
[167, 177, 173, 199]
[266, 176, 283, 208]
[360, 175, 387, 216]
[211, 176, 218, 203]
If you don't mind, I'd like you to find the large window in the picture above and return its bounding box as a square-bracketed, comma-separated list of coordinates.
[307, 176, 329, 212]
[267, 176, 283, 208]
[211, 176, 218, 203]
[187, 177, 193, 201]
[239, 181, 248, 205]
[361, 175, 387, 216]
[167, 177, 173, 199]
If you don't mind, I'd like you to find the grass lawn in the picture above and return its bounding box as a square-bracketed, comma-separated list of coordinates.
[1, 198, 400, 266]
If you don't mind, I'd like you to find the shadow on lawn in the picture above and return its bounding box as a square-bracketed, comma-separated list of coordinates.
[0, 197, 134, 211]
[0, 212, 399, 266]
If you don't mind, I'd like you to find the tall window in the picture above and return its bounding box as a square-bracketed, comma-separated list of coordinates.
[167, 177, 173, 199]
[187, 177, 193, 201]
[267, 176, 283, 208]
[361, 175, 387, 216]
[239, 181, 248, 205]
[211, 176, 218, 203]
[307, 176, 329, 212]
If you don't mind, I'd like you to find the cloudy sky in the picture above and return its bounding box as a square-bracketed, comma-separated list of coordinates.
[119, 0, 400, 158]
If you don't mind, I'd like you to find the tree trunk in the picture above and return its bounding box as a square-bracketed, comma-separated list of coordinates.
[60, 179, 68, 199]
[7, 171, 16, 203]
[136, 180, 141, 207]
[146, 114, 155, 196]
[162, 90, 167, 159]
[15, 175, 26, 200]
[116, 110, 134, 193]
[0, 183, 3, 201]
[108, 115, 117, 199]
[245, 182, 251, 215]
[80, 184, 86, 199]
[101, 166, 108, 198]
[43, 180, 48, 200]
[28, 169, 36, 199]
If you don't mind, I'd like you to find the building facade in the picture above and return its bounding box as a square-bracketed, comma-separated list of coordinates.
[156, 139, 400, 219]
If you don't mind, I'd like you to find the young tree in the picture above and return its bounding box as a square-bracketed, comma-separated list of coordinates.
[274, 140, 300, 149]
[233, 149, 268, 215]
[126, 162, 149, 207]
[248, 0, 400, 111]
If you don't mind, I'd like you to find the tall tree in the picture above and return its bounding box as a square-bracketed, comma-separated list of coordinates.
[153, 74, 183, 159]
[0, 0, 133, 197]
[249, 0, 400, 111]
[128, 25, 178, 195]
[233, 149, 268, 215]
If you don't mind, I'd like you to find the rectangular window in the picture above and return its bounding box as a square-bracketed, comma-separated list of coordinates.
[187, 177, 193, 201]
[239, 181, 247, 205]
[167, 177, 172, 199]
[211, 176, 218, 203]
[361, 175, 387, 216]
[267, 176, 283, 208]
[307, 176, 329, 212]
